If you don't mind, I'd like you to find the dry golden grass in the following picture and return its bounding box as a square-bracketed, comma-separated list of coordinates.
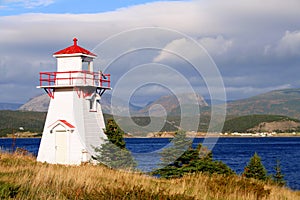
[0, 153, 299, 200]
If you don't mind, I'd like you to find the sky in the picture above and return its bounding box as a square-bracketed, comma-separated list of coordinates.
[0, 0, 300, 104]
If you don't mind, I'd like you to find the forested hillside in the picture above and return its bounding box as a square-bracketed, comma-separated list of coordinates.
[0, 111, 47, 137]
[226, 89, 300, 119]
[1, 111, 300, 137]
[222, 115, 300, 133]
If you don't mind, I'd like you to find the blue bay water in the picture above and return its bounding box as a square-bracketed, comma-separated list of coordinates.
[0, 137, 299, 190]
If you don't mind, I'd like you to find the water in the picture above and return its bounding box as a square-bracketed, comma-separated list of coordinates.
[0, 138, 40, 155]
[0, 137, 299, 190]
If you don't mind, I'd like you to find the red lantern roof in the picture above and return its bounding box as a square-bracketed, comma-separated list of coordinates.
[53, 38, 97, 57]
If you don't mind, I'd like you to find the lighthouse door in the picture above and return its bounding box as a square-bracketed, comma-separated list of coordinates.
[55, 130, 68, 164]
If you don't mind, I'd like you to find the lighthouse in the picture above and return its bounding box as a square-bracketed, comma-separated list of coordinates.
[37, 38, 111, 165]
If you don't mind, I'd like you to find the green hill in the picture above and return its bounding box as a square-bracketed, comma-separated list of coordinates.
[227, 89, 300, 119]
[0, 111, 115, 137]
[0, 110, 47, 137]
[1, 111, 300, 137]
[222, 114, 300, 133]
[0, 111, 209, 137]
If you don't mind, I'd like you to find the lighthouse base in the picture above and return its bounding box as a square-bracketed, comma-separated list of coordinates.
[37, 88, 107, 165]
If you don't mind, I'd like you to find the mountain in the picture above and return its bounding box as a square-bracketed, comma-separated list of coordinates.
[227, 89, 300, 119]
[0, 103, 22, 110]
[18, 88, 300, 119]
[99, 93, 142, 116]
[18, 93, 141, 114]
[18, 92, 207, 116]
[19, 94, 50, 112]
[138, 93, 208, 116]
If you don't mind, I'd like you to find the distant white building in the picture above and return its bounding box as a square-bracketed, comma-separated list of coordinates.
[37, 38, 111, 165]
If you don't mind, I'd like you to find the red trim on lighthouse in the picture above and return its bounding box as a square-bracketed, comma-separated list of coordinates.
[48, 120, 75, 129]
[53, 38, 97, 57]
[58, 120, 75, 128]
[39, 71, 111, 89]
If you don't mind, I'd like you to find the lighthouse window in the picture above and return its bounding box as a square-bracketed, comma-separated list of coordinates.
[89, 95, 97, 112]
[82, 61, 89, 71]
[89, 99, 94, 110]
[82, 57, 92, 72]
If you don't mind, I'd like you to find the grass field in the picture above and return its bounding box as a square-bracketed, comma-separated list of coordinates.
[0, 153, 299, 200]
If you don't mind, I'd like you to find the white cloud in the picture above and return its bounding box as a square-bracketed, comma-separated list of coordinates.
[3, 0, 54, 8]
[153, 35, 233, 63]
[275, 31, 300, 56]
[153, 38, 200, 63]
[264, 30, 300, 59]
[199, 36, 233, 56]
[0, 0, 300, 103]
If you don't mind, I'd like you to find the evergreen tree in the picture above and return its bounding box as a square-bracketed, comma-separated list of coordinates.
[159, 130, 193, 167]
[272, 159, 286, 186]
[105, 119, 126, 149]
[242, 152, 267, 181]
[94, 119, 136, 170]
[152, 130, 234, 178]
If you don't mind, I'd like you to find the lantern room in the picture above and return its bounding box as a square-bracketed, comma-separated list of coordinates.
[38, 38, 110, 98]
[53, 38, 96, 72]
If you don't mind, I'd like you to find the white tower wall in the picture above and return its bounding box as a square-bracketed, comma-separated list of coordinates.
[57, 56, 83, 72]
[37, 88, 107, 165]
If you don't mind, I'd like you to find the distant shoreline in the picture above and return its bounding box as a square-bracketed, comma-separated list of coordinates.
[127, 135, 300, 139]
[130, 131, 300, 138]
[1, 132, 299, 139]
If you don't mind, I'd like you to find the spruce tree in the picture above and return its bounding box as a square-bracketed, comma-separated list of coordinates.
[152, 130, 234, 178]
[159, 130, 193, 167]
[272, 159, 285, 186]
[105, 119, 126, 149]
[242, 152, 267, 181]
[94, 119, 136, 170]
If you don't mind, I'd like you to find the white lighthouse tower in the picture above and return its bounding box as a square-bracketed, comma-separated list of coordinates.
[37, 38, 111, 165]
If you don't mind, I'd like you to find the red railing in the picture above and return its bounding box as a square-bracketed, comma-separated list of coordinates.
[39, 71, 110, 88]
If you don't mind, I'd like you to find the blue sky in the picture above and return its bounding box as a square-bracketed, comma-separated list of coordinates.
[0, 0, 300, 104]
[0, 0, 183, 15]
